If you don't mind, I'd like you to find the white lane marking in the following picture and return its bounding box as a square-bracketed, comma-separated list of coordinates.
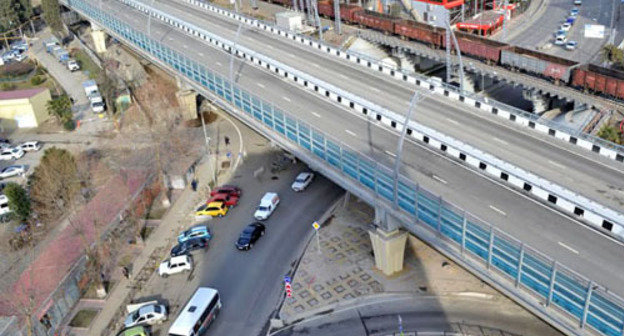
[256, 83, 265, 88]
[199, 52, 204, 56]
[489, 205, 507, 216]
[183, 44, 188, 49]
[493, 137, 508, 145]
[267, 45, 275, 50]
[311, 63, 320, 68]
[287, 53, 296, 58]
[558, 241, 580, 254]
[216, 61, 222, 66]
[283, 96, 291, 102]
[339, 74, 348, 79]
[311, 112, 322, 118]
[168, 37, 174, 41]
[371, 87, 381, 93]
[432, 175, 448, 184]
[548, 160, 566, 169]
[345, 129, 357, 137]
[445, 117, 459, 125]
[385, 150, 396, 157]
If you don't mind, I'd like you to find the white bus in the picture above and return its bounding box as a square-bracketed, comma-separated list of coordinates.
[168, 287, 221, 336]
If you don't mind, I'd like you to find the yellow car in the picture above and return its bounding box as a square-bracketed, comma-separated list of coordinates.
[196, 201, 229, 217]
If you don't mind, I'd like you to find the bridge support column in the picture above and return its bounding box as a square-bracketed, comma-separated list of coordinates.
[176, 77, 199, 121]
[90, 23, 107, 53]
[369, 206, 407, 276]
[522, 88, 551, 114]
[459, 74, 476, 93]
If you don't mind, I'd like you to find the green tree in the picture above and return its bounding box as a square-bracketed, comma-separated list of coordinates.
[46, 95, 72, 124]
[600, 44, 624, 66]
[3, 182, 31, 221]
[41, 0, 63, 33]
[29, 147, 80, 222]
[0, 0, 20, 32]
[597, 124, 623, 145]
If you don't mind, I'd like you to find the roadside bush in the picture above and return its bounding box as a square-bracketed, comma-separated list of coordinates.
[3, 183, 31, 221]
[1, 83, 16, 91]
[30, 75, 45, 86]
[35, 66, 46, 76]
[63, 119, 76, 131]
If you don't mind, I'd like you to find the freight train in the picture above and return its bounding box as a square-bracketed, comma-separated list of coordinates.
[266, 0, 624, 101]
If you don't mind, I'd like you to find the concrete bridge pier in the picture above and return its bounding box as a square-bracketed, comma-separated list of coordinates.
[458, 73, 476, 93]
[523, 88, 551, 114]
[90, 22, 107, 53]
[176, 77, 199, 121]
[392, 49, 417, 72]
[368, 206, 408, 276]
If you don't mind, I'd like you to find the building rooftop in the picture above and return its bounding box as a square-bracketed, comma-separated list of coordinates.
[0, 87, 47, 100]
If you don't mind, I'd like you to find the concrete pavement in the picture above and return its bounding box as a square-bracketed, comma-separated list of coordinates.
[88, 0, 624, 298]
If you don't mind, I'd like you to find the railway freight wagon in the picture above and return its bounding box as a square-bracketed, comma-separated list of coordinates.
[572, 64, 624, 99]
[446, 31, 507, 64]
[340, 4, 363, 22]
[501, 46, 578, 83]
[317, 0, 334, 17]
[394, 19, 444, 47]
[354, 10, 398, 33]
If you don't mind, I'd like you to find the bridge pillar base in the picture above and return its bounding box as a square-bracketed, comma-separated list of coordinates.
[368, 227, 408, 276]
[91, 29, 107, 53]
[176, 90, 198, 121]
[523, 89, 551, 114]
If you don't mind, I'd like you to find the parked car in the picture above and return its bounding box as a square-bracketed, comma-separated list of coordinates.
[13, 52, 28, 62]
[560, 22, 572, 31]
[254, 192, 280, 220]
[555, 35, 567, 45]
[20, 141, 41, 152]
[210, 185, 241, 197]
[0, 165, 26, 179]
[116, 326, 151, 336]
[0, 138, 10, 146]
[236, 222, 265, 250]
[574, 0, 581, 5]
[206, 193, 239, 208]
[565, 41, 578, 50]
[555, 29, 567, 39]
[291, 172, 315, 192]
[159, 255, 193, 277]
[195, 201, 229, 217]
[0, 147, 25, 160]
[124, 304, 167, 328]
[570, 8, 579, 16]
[91, 100, 105, 113]
[177, 225, 211, 243]
[67, 59, 80, 71]
[170, 237, 208, 257]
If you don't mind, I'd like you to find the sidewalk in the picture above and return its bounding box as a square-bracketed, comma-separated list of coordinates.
[82, 112, 243, 336]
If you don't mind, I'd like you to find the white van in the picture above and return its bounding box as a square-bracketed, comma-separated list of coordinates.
[254, 192, 279, 220]
[168, 287, 221, 336]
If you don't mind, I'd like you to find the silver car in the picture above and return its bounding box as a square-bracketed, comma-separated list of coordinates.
[124, 304, 167, 328]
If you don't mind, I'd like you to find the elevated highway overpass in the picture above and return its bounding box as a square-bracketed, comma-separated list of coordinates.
[62, 0, 624, 335]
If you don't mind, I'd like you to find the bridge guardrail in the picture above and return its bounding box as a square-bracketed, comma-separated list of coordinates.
[62, 1, 624, 335]
[100, 0, 624, 238]
[180, 0, 624, 160]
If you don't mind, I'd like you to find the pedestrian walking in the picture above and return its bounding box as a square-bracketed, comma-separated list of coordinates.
[224, 136, 230, 146]
[191, 178, 198, 192]
[121, 266, 130, 279]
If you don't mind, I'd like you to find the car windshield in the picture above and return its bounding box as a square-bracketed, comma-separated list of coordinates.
[207, 207, 218, 211]
[296, 176, 307, 182]
[153, 306, 161, 313]
[131, 310, 140, 322]
[257, 206, 269, 211]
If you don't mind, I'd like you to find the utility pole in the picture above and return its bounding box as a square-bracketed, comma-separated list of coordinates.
[501, 0, 508, 41]
[445, 10, 465, 92]
[147, 0, 156, 37]
[609, 0, 617, 44]
[229, 22, 244, 86]
[312, 0, 323, 40]
[334, 0, 342, 34]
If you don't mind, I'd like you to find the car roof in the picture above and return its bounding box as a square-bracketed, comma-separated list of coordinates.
[170, 255, 189, 263]
[207, 201, 224, 207]
[297, 172, 311, 178]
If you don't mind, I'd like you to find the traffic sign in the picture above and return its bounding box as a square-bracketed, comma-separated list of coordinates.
[312, 221, 320, 230]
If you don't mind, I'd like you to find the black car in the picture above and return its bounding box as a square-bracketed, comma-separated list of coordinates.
[236, 222, 265, 250]
[171, 237, 208, 257]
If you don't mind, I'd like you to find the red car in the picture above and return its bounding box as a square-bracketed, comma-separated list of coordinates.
[210, 185, 241, 197]
[207, 194, 239, 208]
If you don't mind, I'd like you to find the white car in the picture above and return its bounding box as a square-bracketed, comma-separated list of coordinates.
[0, 147, 25, 160]
[254, 192, 280, 220]
[66, 59, 80, 71]
[574, 0, 581, 5]
[0, 165, 26, 179]
[555, 35, 567, 45]
[291, 172, 315, 192]
[91, 100, 105, 113]
[560, 23, 572, 31]
[124, 304, 167, 328]
[159, 255, 193, 277]
[20, 141, 41, 152]
[14, 52, 28, 62]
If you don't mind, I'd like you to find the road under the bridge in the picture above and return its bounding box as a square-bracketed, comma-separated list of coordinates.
[91, 0, 624, 298]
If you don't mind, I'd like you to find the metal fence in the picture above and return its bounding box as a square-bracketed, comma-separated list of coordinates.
[64, 1, 624, 336]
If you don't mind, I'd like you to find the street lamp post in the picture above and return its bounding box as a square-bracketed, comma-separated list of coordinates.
[147, 0, 156, 37]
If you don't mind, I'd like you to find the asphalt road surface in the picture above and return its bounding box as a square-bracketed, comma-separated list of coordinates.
[508, 0, 616, 63]
[196, 163, 344, 336]
[88, 0, 624, 297]
[145, 0, 624, 224]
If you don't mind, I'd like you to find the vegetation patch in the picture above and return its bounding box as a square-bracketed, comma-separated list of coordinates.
[68, 309, 99, 328]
